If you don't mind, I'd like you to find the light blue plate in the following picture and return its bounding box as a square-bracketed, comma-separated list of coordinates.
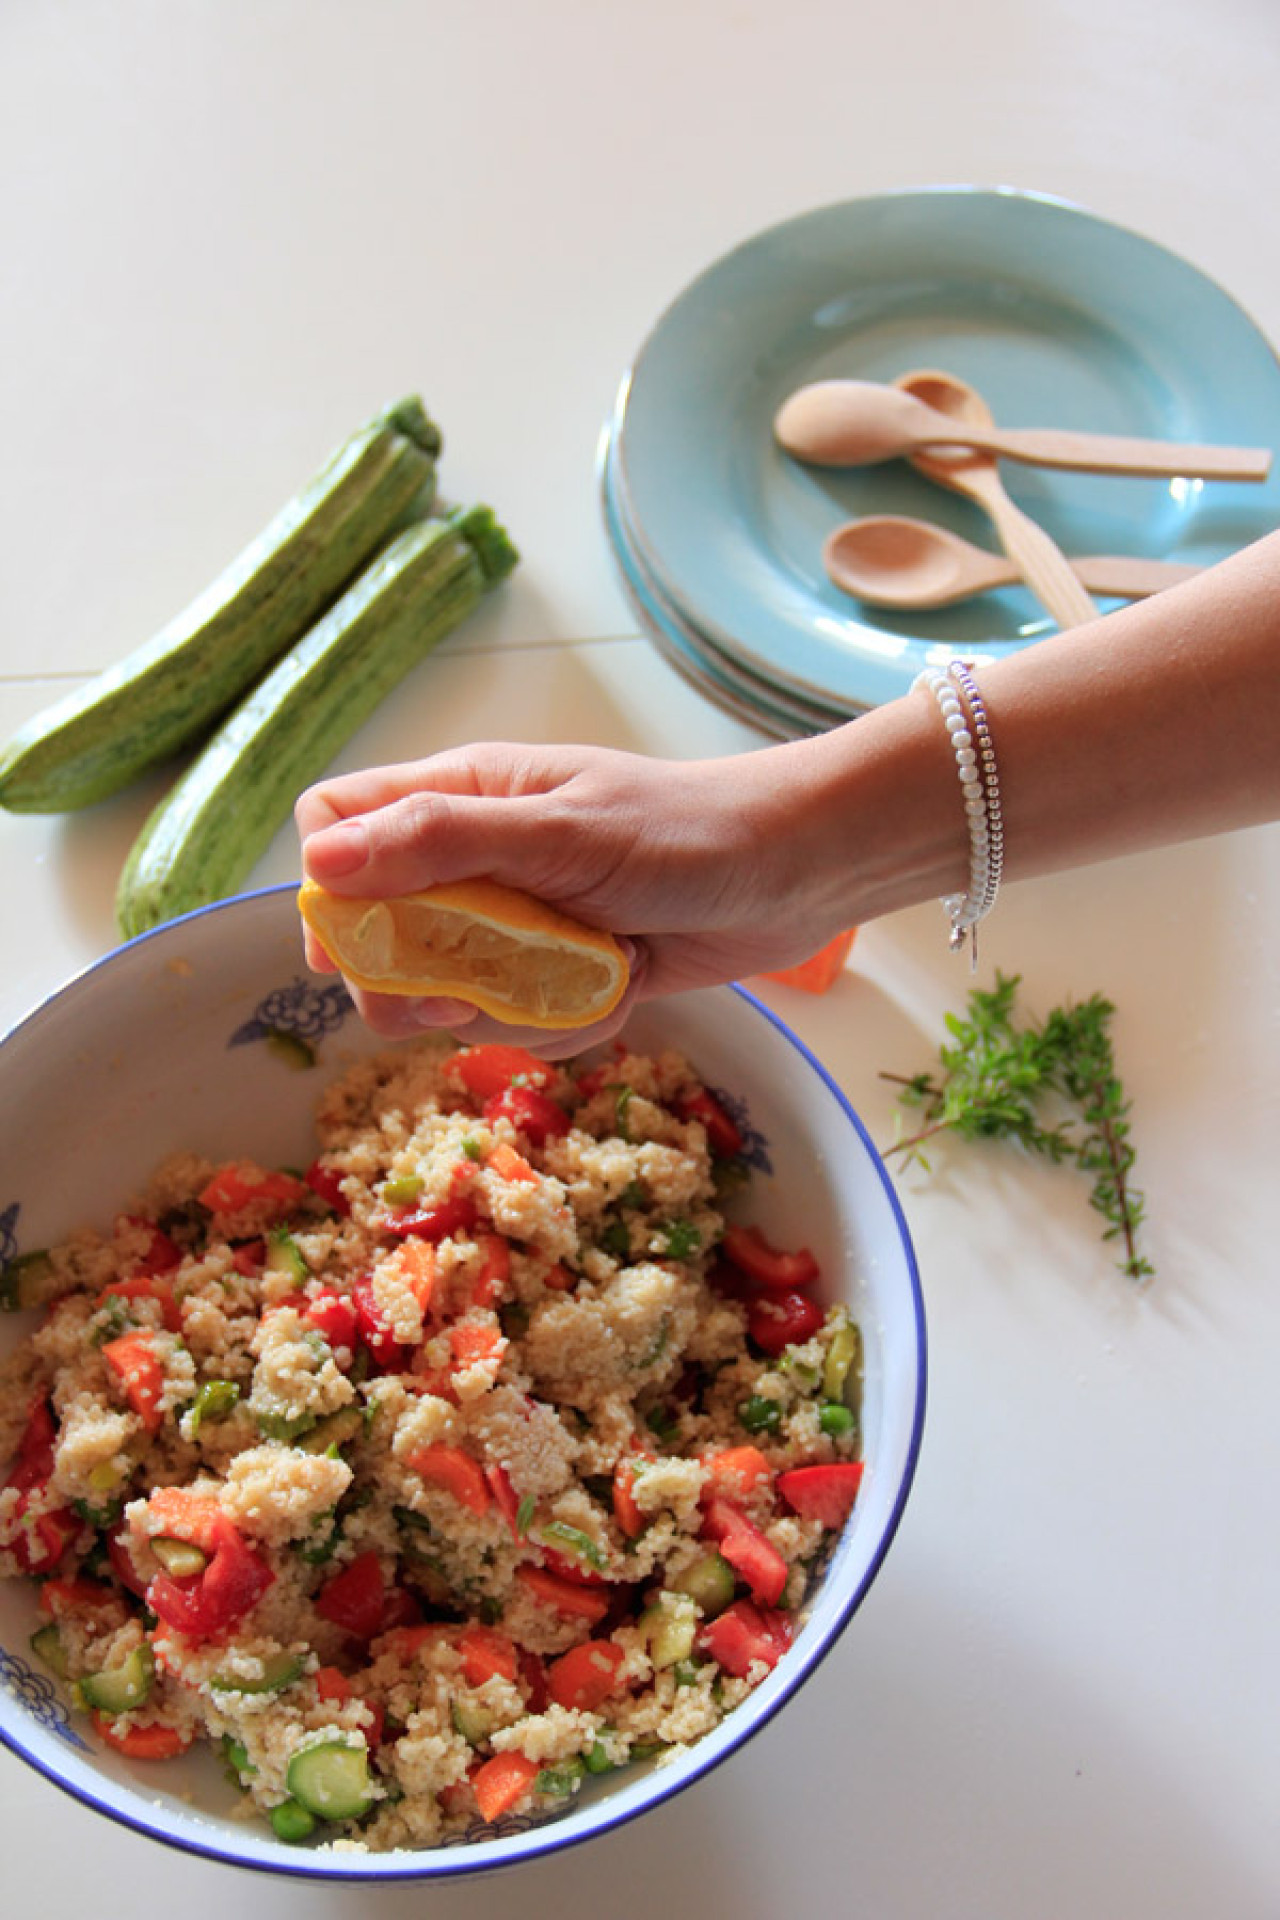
[611, 186, 1280, 710]
[598, 425, 842, 739]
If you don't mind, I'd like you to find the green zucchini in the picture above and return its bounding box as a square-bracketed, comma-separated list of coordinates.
[0, 399, 441, 813]
[285, 1738, 374, 1821]
[115, 504, 518, 937]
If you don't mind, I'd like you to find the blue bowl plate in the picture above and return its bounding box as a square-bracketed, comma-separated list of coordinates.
[611, 186, 1280, 711]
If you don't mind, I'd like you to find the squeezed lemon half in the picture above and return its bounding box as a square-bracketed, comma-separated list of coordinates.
[297, 878, 629, 1029]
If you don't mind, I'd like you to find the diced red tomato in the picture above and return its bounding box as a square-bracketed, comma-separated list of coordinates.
[198, 1164, 309, 1218]
[407, 1445, 491, 1516]
[302, 1289, 359, 1355]
[472, 1750, 540, 1822]
[515, 1564, 611, 1624]
[137, 1485, 222, 1553]
[482, 1084, 571, 1147]
[108, 1526, 150, 1598]
[145, 1512, 273, 1642]
[702, 1445, 774, 1503]
[7, 1397, 58, 1491]
[537, 1543, 609, 1588]
[117, 1216, 185, 1275]
[445, 1045, 555, 1100]
[94, 1716, 193, 1760]
[672, 1086, 744, 1159]
[315, 1551, 386, 1640]
[722, 1225, 820, 1293]
[312, 1664, 352, 1703]
[518, 1647, 549, 1711]
[763, 928, 857, 993]
[486, 1142, 536, 1184]
[700, 1498, 788, 1607]
[457, 1624, 519, 1688]
[379, 1584, 424, 1633]
[39, 1578, 127, 1626]
[449, 1321, 507, 1375]
[4, 1494, 78, 1574]
[485, 1462, 522, 1537]
[746, 1288, 824, 1356]
[305, 1159, 350, 1216]
[699, 1599, 794, 1677]
[776, 1462, 865, 1530]
[351, 1276, 410, 1373]
[379, 1192, 479, 1244]
[612, 1458, 646, 1541]
[95, 1273, 183, 1334]
[546, 1639, 626, 1711]
[102, 1331, 167, 1432]
[229, 1239, 266, 1275]
[465, 1233, 510, 1310]
[542, 1262, 576, 1292]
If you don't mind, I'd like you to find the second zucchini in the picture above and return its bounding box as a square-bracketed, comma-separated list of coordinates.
[115, 505, 518, 938]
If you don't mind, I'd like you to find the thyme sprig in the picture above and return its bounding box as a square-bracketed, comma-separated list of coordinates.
[882, 972, 1152, 1282]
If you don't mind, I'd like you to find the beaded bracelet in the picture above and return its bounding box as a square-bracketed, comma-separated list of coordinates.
[912, 661, 1004, 964]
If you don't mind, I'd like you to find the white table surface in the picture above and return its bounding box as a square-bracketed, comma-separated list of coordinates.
[2, 3, 1278, 1914]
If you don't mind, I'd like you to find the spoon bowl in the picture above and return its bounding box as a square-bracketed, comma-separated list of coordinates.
[772, 375, 1272, 481]
[891, 369, 1099, 628]
[823, 514, 1201, 610]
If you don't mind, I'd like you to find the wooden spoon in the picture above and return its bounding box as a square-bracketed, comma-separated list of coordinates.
[888, 370, 1098, 628]
[824, 515, 1200, 610]
[773, 377, 1272, 481]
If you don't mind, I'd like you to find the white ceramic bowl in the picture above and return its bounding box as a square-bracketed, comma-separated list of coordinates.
[0, 885, 925, 1881]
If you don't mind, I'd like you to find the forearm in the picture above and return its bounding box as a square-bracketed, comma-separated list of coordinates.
[784, 526, 1280, 926]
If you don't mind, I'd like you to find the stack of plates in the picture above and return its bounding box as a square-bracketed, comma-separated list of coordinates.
[600, 187, 1280, 738]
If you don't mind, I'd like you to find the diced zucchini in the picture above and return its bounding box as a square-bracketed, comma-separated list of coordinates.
[189, 1377, 240, 1438]
[210, 1650, 306, 1695]
[637, 1591, 699, 1670]
[298, 1406, 364, 1455]
[669, 1551, 736, 1619]
[822, 1314, 862, 1405]
[451, 1698, 497, 1747]
[582, 1739, 617, 1775]
[255, 1408, 318, 1444]
[285, 1738, 374, 1821]
[222, 1733, 257, 1784]
[151, 1536, 208, 1578]
[0, 1250, 55, 1312]
[29, 1623, 68, 1677]
[266, 1228, 308, 1285]
[534, 1759, 585, 1797]
[78, 1642, 155, 1714]
[534, 1521, 606, 1573]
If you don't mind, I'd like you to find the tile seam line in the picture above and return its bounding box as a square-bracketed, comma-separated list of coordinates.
[0, 631, 645, 686]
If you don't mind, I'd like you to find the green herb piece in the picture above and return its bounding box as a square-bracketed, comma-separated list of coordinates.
[645, 1403, 680, 1445]
[883, 971, 1152, 1281]
[379, 1172, 424, 1208]
[737, 1394, 782, 1435]
[607, 1084, 635, 1140]
[72, 1494, 124, 1529]
[660, 1219, 701, 1260]
[190, 1377, 240, 1439]
[536, 1521, 605, 1570]
[515, 1494, 536, 1537]
[619, 1179, 648, 1210]
[460, 1136, 484, 1162]
[599, 1220, 631, 1259]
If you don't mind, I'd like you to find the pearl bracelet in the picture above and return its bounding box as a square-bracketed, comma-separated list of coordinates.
[912, 661, 1004, 964]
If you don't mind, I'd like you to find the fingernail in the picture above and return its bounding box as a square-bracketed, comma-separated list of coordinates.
[314, 819, 368, 877]
[409, 999, 479, 1031]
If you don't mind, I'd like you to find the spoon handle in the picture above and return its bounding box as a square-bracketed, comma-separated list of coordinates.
[982, 489, 1099, 627]
[953, 422, 1271, 482]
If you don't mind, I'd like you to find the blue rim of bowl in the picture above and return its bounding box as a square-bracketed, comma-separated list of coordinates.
[0, 884, 928, 1880]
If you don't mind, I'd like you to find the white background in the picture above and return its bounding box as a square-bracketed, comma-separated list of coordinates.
[1, 3, 1277, 1914]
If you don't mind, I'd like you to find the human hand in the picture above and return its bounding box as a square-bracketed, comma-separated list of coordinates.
[295, 740, 849, 1055]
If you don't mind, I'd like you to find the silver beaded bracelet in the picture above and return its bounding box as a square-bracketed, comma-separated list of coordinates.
[912, 660, 1004, 965]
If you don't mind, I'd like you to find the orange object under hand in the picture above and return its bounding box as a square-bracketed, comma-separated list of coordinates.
[763, 928, 857, 993]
